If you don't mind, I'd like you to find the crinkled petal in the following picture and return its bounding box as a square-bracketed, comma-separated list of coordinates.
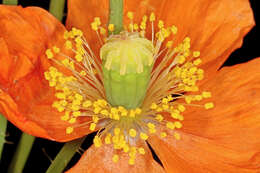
[67, 142, 165, 173]
[149, 58, 260, 172]
[66, 0, 108, 55]
[125, 0, 255, 79]
[67, 0, 254, 79]
[0, 6, 91, 141]
[149, 130, 259, 173]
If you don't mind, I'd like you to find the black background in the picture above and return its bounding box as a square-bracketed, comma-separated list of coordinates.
[0, 0, 259, 172]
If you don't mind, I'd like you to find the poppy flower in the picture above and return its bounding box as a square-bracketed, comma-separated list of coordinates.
[0, 0, 259, 172]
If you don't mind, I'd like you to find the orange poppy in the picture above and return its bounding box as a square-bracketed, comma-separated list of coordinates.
[0, 0, 259, 172]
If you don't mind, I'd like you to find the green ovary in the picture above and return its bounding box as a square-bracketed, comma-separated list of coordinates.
[100, 32, 154, 109]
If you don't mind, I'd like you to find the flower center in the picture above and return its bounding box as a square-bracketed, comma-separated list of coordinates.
[101, 31, 154, 109]
[44, 12, 214, 165]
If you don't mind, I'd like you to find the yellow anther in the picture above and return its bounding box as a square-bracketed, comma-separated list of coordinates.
[178, 104, 185, 112]
[177, 55, 186, 64]
[57, 106, 65, 112]
[68, 118, 76, 124]
[94, 17, 101, 25]
[112, 154, 119, 163]
[149, 12, 155, 21]
[101, 109, 109, 116]
[113, 113, 120, 120]
[155, 114, 163, 122]
[204, 102, 214, 109]
[92, 116, 99, 123]
[89, 123, 96, 131]
[140, 132, 148, 140]
[184, 37, 191, 43]
[138, 147, 145, 155]
[189, 67, 197, 74]
[75, 54, 83, 62]
[105, 134, 112, 144]
[149, 128, 156, 134]
[129, 147, 137, 156]
[72, 28, 83, 37]
[99, 27, 106, 35]
[171, 25, 178, 34]
[147, 122, 155, 129]
[82, 100, 92, 108]
[52, 46, 60, 53]
[166, 41, 173, 48]
[44, 72, 51, 80]
[127, 11, 134, 19]
[156, 107, 163, 112]
[128, 110, 135, 118]
[128, 23, 134, 31]
[121, 110, 128, 116]
[171, 112, 179, 119]
[202, 91, 212, 98]
[91, 22, 98, 31]
[195, 95, 202, 101]
[174, 132, 181, 140]
[160, 132, 167, 138]
[128, 158, 135, 165]
[174, 121, 183, 128]
[72, 111, 81, 117]
[193, 51, 200, 57]
[133, 23, 139, 30]
[61, 114, 69, 121]
[97, 99, 107, 107]
[166, 122, 175, 130]
[65, 40, 72, 49]
[75, 93, 83, 101]
[63, 30, 70, 39]
[140, 21, 146, 30]
[193, 58, 202, 65]
[150, 103, 158, 110]
[93, 136, 102, 147]
[114, 128, 121, 136]
[55, 92, 66, 99]
[94, 107, 102, 115]
[197, 69, 204, 74]
[142, 15, 147, 22]
[66, 127, 73, 134]
[45, 49, 53, 59]
[162, 98, 168, 104]
[135, 108, 142, 114]
[167, 95, 174, 101]
[123, 145, 130, 153]
[129, 129, 137, 138]
[108, 24, 115, 32]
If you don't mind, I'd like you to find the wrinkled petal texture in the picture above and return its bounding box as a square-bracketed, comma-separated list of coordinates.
[0, 6, 91, 141]
[67, 142, 165, 173]
[67, 0, 255, 80]
[149, 58, 260, 173]
[66, 0, 108, 56]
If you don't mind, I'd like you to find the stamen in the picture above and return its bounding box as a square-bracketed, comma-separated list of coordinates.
[43, 11, 214, 166]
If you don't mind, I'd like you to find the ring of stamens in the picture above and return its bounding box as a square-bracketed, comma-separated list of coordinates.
[44, 12, 214, 165]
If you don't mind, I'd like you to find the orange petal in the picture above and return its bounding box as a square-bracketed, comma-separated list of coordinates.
[0, 6, 91, 141]
[149, 130, 260, 173]
[67, 0, 254, 79]
[125, 0, 255, 79]
[66, 0, 108, 55]
[149, 58, 260, 172]
[67, 142, 165, 173]
[0, 55, 92, 141]
[0, 5, 65, 82]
